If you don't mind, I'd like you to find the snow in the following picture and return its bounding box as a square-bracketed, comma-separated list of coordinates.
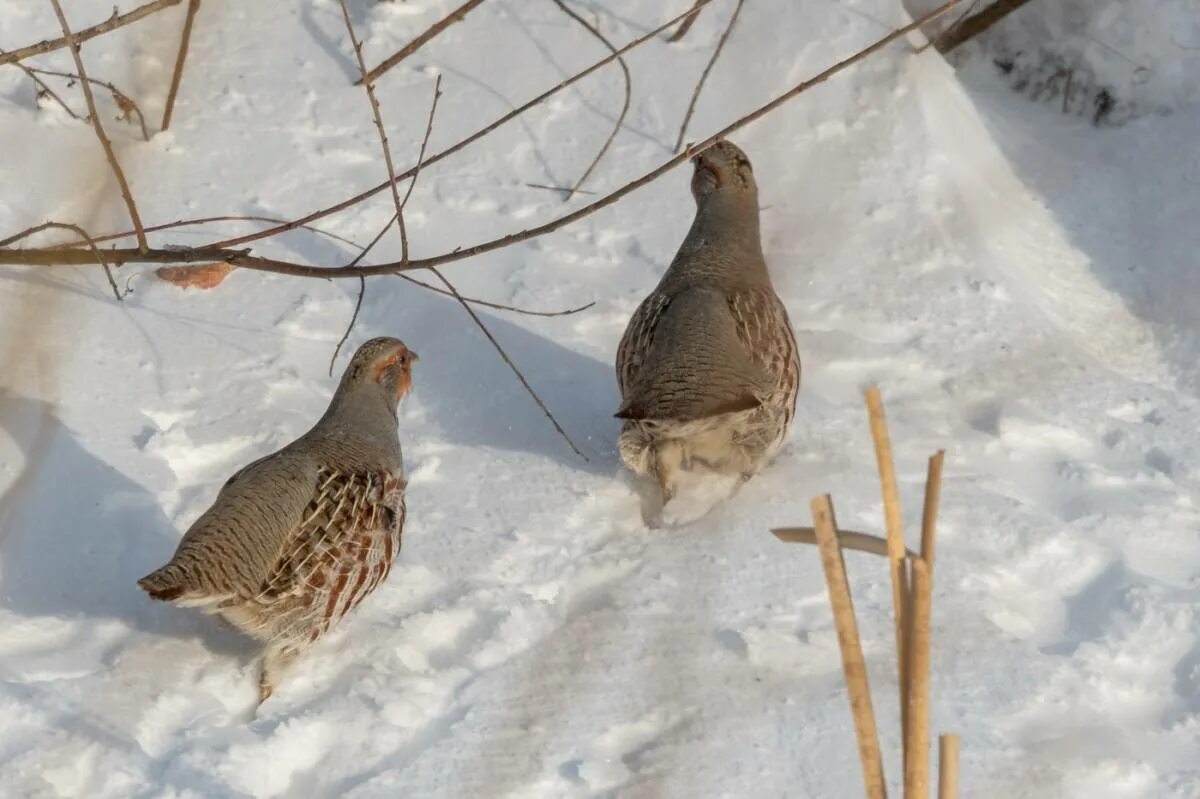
[1, 1, 1197, 797]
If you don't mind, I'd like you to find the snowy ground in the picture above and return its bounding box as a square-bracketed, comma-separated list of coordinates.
[1, 1, 1197, 797]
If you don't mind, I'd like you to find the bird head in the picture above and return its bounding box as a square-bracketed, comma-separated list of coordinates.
[342, 336, 419, 408]
[689, 139, 756, 204]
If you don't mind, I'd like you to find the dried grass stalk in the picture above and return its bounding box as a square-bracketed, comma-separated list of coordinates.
[810, 494, 887, 799]
[864, 386, 911, 746]
[937, 734, 959, 799]
[904, 556, 933, 799]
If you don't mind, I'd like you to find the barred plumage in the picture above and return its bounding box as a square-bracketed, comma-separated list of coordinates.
[615, 140, 800, 524]
[138, 337, 418, 704]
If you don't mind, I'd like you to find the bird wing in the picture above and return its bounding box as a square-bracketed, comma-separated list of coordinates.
[256, 467, 406, 605]
[616, 289, 672, 396]
[726, 286, 801, 397]
[616, 286, 775, 422]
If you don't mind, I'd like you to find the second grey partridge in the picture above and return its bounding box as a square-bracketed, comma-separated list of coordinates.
[615, 140, 800, 522]
[138, 337, 418, 703]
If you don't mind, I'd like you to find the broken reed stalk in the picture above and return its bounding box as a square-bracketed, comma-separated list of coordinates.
[357, 0, 486, 86]
[161, 0, 202, 130]
[904, 556, 933, 799]
[0, 0, 182, 67]
[937, 734, 959, 799]
[674, 0, 744, 152]
[771, 527, 916, 559]
[1, 0, 960, 276]
[811, 495, 887, 799]
[47, 0, 149, 253]
[865, 386, 911, 752]
[551, 0, 632, 199]
[920, 451, 945, 566]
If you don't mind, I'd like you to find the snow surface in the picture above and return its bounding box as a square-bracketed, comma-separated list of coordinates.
[1, 1, 1197, 797]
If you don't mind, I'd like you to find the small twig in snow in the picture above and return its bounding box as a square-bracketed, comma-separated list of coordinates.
[161, 0, 202, 131]
[26, 66, 150, 140]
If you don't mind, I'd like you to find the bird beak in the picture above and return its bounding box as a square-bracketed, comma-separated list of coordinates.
[407, 350, 419, 364]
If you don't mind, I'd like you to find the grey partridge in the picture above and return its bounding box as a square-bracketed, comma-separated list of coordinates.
[615, 140, 800, 523]
[138, 337, 417, 703]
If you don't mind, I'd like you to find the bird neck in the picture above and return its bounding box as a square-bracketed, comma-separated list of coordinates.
[666, 190, 767, 285]
[307, 382, 400, 467]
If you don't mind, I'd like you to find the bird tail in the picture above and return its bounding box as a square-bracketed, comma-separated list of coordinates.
[137, 563, 190, 602]
[137, 562, 225, 608]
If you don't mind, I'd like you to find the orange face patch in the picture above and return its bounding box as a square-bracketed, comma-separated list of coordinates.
[373, 348, 416, 400]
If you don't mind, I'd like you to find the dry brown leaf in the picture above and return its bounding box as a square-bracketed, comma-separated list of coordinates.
[156, 262, 234, 289]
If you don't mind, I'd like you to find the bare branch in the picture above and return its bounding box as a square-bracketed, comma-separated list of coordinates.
[0, 0, 182, 67]
[27, 67, 150, 141]
[47, 0, 149, 251]
[2, 221, 121, 300]
[674, 0, 744, 152]
[1, 0, 960, 278]
[357, 0, 486, 86]
[161, 0, 202, 130]
[199, 0, 715, 251]
[666, 0, 704, 42]
[935, 0, 1037, 54]
[551, 0, 632, 199]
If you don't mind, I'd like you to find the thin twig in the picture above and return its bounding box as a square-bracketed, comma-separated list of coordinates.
[339, 0, 406, 247]
[904, 556, 933, 799]
[810, 495, 887, 799]
[667, 0, 704, 42]
[920, 450, 945, 569]
[430, 267, 587, 460]
[0, 0, 182, 67]
[772, 527, 917, 558]
[525, 182, 597, 196]
[398, 75, 443, 262]
[161, 0, 201, 130]
[865, 385, 910, 748]
[3, 58, 83, 120]
[47, 0, 149, 252]
[674, 0, 744, 152]
[938, 734, 959, 799]
[2, 222, 121, 300]
[1, 0, 961, 276]
[357, 0, 486, 86]
[330, 276, 368, 376]
[551, 0, 632, 199]
[27, 67, 150, 140]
